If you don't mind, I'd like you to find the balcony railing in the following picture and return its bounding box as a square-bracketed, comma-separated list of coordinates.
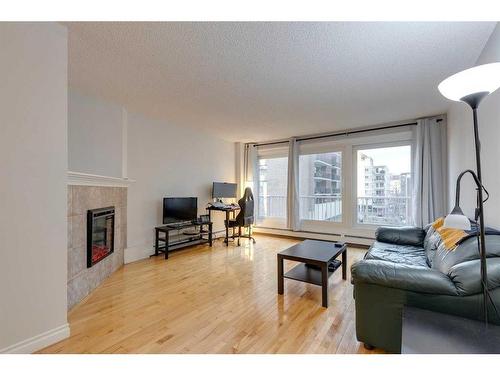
[299, 195, 342, 222]
[257, 195, 342, 222]
[357, 196, 411, 226]
[257, 195, 287, 219]
[257, 194, 412, 226]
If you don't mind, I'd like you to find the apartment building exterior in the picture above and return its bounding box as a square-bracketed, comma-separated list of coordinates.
[256, 152, 343, 222]
[299, 152, 342, 222]
[357, 153, 411, 225]
[257, 150, 410, 226]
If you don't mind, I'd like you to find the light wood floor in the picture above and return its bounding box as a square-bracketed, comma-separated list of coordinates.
[39, 234, 384, 354]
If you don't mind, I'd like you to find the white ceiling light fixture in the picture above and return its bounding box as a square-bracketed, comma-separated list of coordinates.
[438, 62, 500, 107]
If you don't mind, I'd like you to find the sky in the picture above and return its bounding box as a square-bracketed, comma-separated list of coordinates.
[359, 145, 411, 175]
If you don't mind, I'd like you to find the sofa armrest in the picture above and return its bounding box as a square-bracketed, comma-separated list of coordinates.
[351, 259, 458, 295]
[375, 226, 426, 247]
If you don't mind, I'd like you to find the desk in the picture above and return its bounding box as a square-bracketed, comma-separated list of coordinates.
[402, 306, 500, 354]
[206, 205, 240, 246]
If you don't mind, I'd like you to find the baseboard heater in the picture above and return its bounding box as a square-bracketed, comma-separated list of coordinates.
[253, 226, 374, 247]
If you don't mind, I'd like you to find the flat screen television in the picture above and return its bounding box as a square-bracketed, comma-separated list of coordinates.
[212, 182, 237, 199]
[163, 197, 198, 224]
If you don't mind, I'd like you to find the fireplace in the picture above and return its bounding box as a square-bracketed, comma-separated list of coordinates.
[87, 206, 115, 268]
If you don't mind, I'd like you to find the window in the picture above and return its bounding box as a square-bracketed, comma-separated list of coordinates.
[299, 151, 342, 222]
[256, 156, 288, 225]
[356, 145, 412, 226]
[250, 128, 414, 233]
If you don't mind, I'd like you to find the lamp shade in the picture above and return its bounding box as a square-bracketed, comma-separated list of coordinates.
[443, 213, 471, 230]
[438, 62, 500, 102]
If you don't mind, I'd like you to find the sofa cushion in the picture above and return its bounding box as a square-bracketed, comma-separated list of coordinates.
[375, 226, 425, 247]
[423, 224, 442, 266]
[351, 259, 458, 295]
[448, 257, 500, 295]
[365, 241, 428, 268]
[432, 235, 500, 274]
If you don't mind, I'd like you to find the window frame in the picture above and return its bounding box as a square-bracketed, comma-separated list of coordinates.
[250, 127, 415, 237]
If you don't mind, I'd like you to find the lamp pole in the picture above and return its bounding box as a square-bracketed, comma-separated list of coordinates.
[438, 63, 500, 324]
[463, 92, 489, 324]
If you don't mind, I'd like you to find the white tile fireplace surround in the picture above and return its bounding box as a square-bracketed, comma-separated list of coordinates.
[67, 185, 127, 309]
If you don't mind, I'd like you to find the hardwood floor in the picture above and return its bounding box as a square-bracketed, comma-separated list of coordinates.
[39, 234, 384, 354]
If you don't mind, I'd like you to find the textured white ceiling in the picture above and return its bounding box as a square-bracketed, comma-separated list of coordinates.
[66, 22, 496, 142]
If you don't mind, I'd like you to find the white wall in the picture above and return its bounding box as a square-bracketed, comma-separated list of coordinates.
[0, 23, 69, 353]
[66, 88, 236, 263]
[126, 112, 235, 262]
[68, 90, 124, 177]
[447, 23, 500, 227]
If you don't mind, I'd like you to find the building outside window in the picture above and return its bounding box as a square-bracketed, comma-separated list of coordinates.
[256, 156, 288, 224]
[356, 145, 412, 226]
[299, 151, 342, 222]
[252, 137, 413, 231]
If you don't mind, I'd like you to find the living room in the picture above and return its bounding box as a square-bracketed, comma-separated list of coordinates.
[2, 1, 500, 372]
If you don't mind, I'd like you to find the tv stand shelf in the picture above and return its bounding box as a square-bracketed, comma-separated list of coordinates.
[152, 221, 213, 259]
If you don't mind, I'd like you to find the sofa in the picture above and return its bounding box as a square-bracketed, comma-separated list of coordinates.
[351, 225, 500, 353]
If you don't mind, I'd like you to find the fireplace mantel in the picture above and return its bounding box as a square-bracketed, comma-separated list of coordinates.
[67, 171, 135, 187]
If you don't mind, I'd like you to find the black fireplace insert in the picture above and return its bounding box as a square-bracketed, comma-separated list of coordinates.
[87, 206, 115, 268]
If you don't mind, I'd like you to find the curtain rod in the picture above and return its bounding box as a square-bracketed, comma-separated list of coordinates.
[252, 118, 443, 147]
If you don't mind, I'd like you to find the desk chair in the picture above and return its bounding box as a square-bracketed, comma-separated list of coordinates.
[225, 187, 256, 246]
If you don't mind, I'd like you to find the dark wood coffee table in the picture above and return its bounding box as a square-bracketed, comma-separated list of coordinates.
[277, 239, 347, 308]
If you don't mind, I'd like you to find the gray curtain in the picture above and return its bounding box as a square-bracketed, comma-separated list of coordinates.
[287, 138, 300, 231]
[412, 117, 447, 227]
[244, 144, 258, 184]
[244, 143, 258, 215]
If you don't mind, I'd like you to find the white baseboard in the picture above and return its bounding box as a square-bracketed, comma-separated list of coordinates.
[0, 323, 70, 354]
[124, 244, 154, 264]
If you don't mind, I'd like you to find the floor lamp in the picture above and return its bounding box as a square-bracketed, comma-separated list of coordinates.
[438, 62, 500, 324]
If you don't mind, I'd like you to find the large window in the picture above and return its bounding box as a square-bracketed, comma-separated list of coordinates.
[256, 156, 288, 226]
[249, 130, 414, 233]
[299, 151, 342, 222]
[356, 145, 412, 226]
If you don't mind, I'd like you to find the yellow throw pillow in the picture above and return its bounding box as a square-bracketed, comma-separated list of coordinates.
[430, 216, 467, 251]
[432, 217, 444, 230]
[436, 227, 467, 250]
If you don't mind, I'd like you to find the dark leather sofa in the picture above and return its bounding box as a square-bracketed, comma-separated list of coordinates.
[351, 225, 500, 353]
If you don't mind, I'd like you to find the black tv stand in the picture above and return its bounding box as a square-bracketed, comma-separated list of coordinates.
[165, 221, 191, 229]
[152, 220, 213, 259]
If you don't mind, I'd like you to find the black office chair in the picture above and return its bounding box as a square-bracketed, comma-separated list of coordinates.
[225, 187, 256, 246]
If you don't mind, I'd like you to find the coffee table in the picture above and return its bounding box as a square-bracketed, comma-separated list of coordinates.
[277, 239, 347, 308]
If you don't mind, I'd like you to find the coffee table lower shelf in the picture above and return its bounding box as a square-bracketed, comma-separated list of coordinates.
[284, 263, 341, 286]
